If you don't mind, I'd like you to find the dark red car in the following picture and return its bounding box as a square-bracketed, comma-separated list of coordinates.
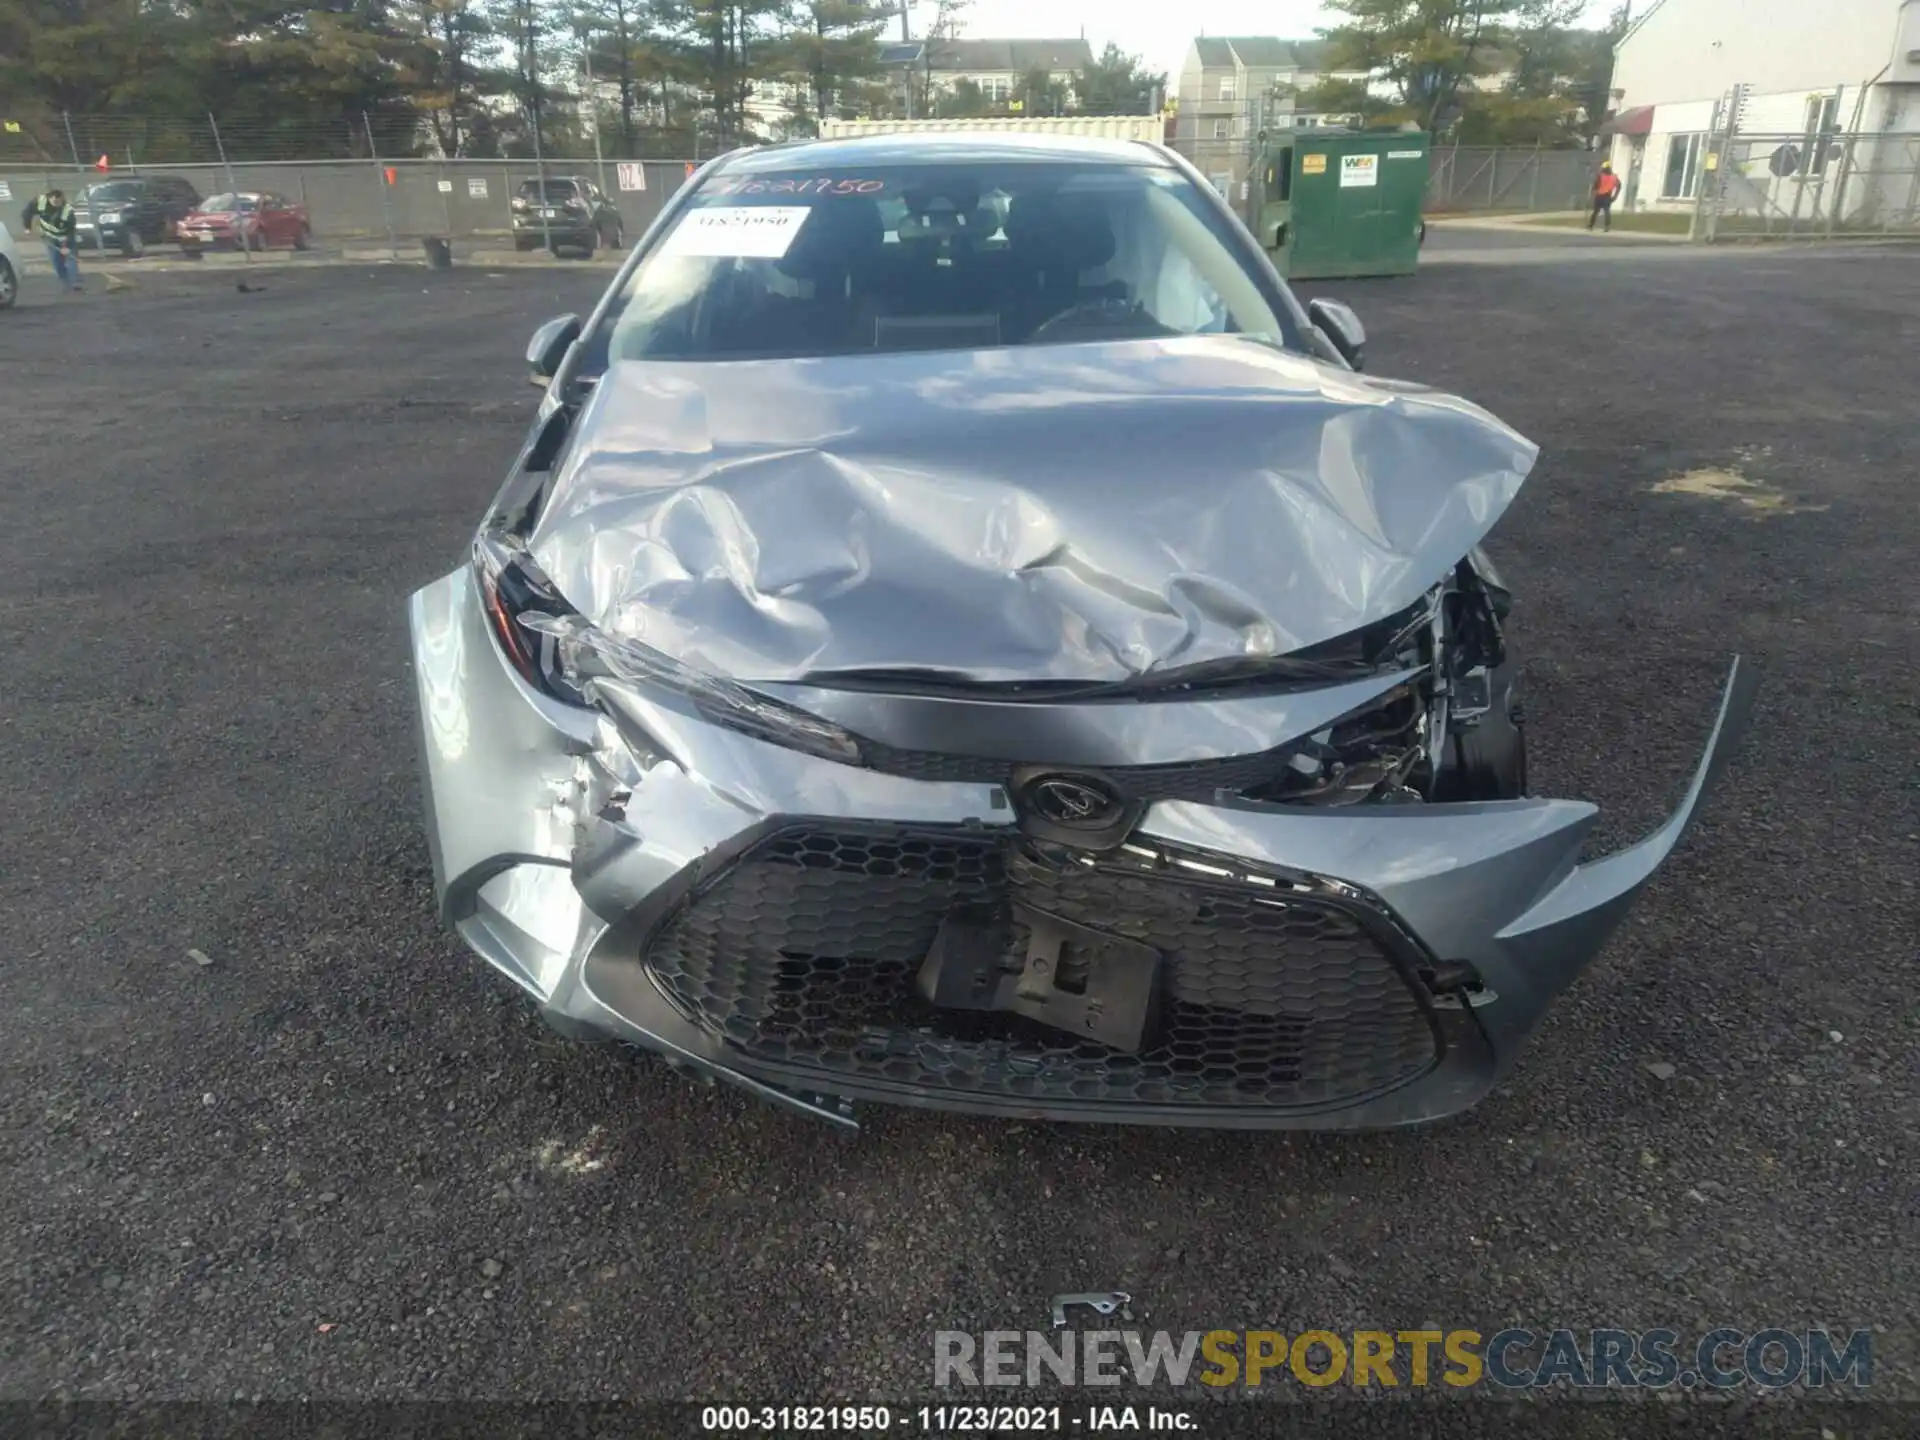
[176, 192, 312, 252]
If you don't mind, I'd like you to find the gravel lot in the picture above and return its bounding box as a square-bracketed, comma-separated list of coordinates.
[2, 248, 1915, 1408]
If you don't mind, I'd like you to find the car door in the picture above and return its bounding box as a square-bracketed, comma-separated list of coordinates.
[262, 195, 293, 245]
[124, 183, 154, 234]
[164, 180, 200, 231]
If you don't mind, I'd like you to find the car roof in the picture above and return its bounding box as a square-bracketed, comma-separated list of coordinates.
[718, 132, 1176, 174]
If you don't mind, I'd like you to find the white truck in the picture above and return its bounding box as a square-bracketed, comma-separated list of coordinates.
[817, 116, 1165, 144]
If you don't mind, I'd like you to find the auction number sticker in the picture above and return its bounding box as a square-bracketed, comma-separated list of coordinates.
[661, 205, 812, 258]
[1302, 153, 1328, 175]
[1340, 154, 1379, 188]
[707, 176, 886, 196]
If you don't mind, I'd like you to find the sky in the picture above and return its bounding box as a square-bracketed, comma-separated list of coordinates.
[941, 0, 1618, 88]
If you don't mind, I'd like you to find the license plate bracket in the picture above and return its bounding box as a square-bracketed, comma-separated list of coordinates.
[915, 904, 1163, 1053]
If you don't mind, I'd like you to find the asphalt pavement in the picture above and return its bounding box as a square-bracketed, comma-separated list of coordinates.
[1, 250, 1915, 1408]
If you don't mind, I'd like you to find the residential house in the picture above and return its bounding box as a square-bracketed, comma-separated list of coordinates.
[1171, 36, 1356, 195]
[924, 38, 1096, 110]
[746, 80, 812, 139]
[1601, 0, 1920, 219]
[865, 36, 1096, 120]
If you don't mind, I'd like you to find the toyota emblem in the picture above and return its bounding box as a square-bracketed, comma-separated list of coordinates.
[1026, 775, 1122, 828]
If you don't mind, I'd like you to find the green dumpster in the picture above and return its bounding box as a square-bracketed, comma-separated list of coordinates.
[1246, 129, 1430, 280]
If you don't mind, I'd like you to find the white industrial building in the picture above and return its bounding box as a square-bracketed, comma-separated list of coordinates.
[1603, 0, 1920, 222]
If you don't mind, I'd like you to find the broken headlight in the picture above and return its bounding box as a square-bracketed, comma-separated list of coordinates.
[474, 535, 589, 707]
[473, 535, 863, 764]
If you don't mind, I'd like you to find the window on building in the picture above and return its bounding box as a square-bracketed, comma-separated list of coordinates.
[1218, 76, 1236, 102]
[1804, 92, 1841, 174]
[980, 76, 1010, 102]
[1208, 172, 1231, 195]
[1662, 133, 1704, 199]
[1212, 118, 1229, 139]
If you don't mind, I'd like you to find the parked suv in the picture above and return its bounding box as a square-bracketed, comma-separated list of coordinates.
[73, 176, 203, 256]
[510, 177, 624, 257]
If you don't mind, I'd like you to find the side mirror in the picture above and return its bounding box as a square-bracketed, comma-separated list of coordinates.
[527, 313, 582, 386]
[1306, 297, 1367, 372]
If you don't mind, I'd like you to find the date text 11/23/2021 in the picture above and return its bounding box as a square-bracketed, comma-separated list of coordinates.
[702, 1406, 1191, 1432]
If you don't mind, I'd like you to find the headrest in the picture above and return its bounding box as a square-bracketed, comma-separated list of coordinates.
[776, 197, 885, 280]
[1004, 193, 1117, 273]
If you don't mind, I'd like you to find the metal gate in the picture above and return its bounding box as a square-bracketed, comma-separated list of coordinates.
[1425, 146, 1596, 213]
[1694, 131, 1920, 240]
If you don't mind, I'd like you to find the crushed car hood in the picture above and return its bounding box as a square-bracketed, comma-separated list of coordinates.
[527, 335, 1538, 685]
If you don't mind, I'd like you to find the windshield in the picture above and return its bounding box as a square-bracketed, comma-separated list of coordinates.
[200, 194, 257, 213]
[594, 160, 1298, 363]
[518, 181, 581, 202]
[82, 181, 142, 204]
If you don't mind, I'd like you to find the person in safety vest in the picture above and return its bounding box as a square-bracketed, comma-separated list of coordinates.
[1587, 162, 1623, 233]
[21, 188, 83, 293]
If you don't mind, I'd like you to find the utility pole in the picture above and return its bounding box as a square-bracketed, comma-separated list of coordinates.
[518, 0, 550, 252]
[577, 16, 608, 195]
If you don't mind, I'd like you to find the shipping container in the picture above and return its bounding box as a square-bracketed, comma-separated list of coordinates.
[816, 116, 1164, 145]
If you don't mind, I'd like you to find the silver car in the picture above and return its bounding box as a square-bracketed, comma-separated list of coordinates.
[409, 134, 1754, 1132]
[0, 219, 19, 310]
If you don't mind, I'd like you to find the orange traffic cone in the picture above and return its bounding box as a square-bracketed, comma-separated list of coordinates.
[95, 154, 110, 172]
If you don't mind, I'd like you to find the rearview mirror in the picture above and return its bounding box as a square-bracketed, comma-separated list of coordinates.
[527, 313, 582, 386]
[1306, 297, 1367, 372]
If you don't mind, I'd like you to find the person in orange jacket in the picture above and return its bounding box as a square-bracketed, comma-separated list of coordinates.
[1588, 161, 1623, 232]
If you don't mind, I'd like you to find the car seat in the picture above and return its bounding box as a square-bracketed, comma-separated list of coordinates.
[852, 199, 1013, 351]
[1002, 192, 1121, 338]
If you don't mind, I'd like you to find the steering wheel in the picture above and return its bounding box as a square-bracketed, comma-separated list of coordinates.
[1026, 297, 1164, 341]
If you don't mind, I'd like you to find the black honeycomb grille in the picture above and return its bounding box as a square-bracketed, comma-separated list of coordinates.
[642, 827, 1441, 1110]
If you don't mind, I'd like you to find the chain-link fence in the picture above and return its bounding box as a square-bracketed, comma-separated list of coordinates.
[0, 157, 694, 254]
[0, 109, 714, 167]
[1424, 146, 1598, 213]
[1695, 131, 1920, 241]
[1171, 127, 1601, 216]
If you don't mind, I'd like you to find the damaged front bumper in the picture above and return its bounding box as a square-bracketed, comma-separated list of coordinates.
[410, 565, 1755, 1133]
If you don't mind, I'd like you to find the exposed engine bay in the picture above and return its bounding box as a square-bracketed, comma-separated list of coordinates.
[1239, 550, 1525, 809]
